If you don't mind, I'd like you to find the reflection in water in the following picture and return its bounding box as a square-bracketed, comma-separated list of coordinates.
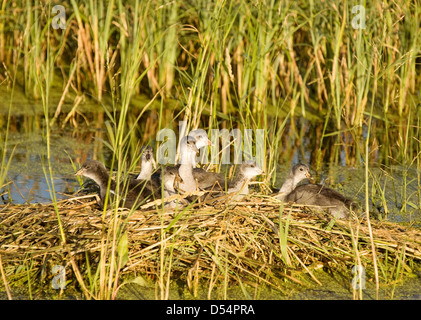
[3, 131, 96, 204]
[1, 107, 107, 204]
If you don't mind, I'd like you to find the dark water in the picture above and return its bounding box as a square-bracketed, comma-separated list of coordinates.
[2, 130, 98, 204]
[2, 267, 421, 300]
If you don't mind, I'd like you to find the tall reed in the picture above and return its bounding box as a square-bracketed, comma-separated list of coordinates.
[91, 0, 166, 300]
[0, 0, 419, 168]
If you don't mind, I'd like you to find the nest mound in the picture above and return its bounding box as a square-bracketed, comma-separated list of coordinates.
[1, 194, 421, 298]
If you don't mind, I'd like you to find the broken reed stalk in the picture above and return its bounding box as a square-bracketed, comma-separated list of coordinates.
[0, 254, 12, 300]
[0, 194, 421, 299]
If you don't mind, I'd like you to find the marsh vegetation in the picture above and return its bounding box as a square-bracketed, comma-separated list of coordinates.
[0, 0, 420, 300]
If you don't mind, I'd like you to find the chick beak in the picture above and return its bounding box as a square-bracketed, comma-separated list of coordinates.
[306, 171, 316, 183]
[174, 173, 183, 184]
[207, 139, 212, 146]
[174, 173, 183, 189]
[75, 168, 84, 176]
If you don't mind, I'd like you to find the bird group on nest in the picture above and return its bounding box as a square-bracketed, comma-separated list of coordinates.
[76, 129, 356, 219]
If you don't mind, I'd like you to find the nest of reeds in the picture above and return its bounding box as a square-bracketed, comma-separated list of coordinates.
[1, 193, 421, 297]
